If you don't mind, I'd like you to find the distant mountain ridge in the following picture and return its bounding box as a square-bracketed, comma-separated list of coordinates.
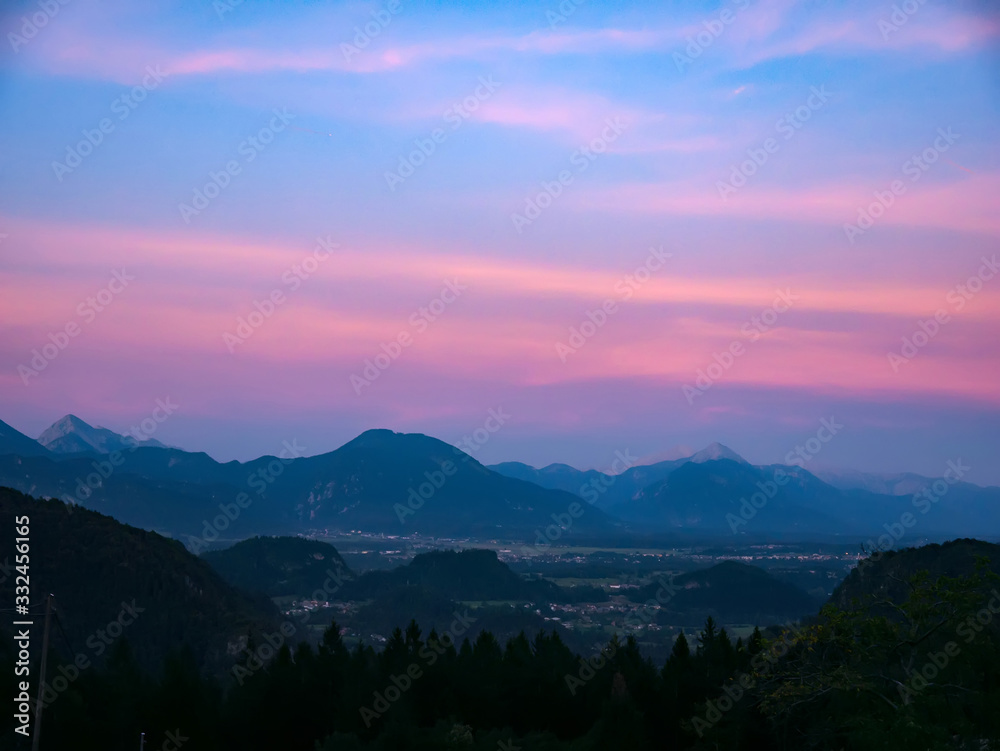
[0, 428, 620, 542]
[489, 442, 751, 513]
[276, 429, 620, 536]
[816, 467, 982, 496]
[38, 413, 169, 454]
[488, 448, 1000, 540]
[1, 415, 998, 544]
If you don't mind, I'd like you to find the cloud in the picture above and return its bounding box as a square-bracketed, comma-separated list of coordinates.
[12, 21, 676, 83]
[568, 172, 1000, 239]
[2, 216, 998, 414]
[731, 6, 1000, 68]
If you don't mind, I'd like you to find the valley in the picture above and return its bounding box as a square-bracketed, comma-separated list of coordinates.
[199, 531, 869, 664]
[2, 414, 997, 749]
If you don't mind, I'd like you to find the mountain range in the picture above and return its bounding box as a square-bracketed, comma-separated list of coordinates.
[37, 413, 169, 454]
[488, 446, 1000, 540]
[0, 414, 997, 546]
[0, 418, 618, 541]
[488, 441, 748, 512]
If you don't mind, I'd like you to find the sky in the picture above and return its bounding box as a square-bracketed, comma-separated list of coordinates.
[1, 0, 998, 484]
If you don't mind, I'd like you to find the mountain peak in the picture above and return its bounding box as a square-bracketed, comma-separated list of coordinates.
[338, 429, 465, 459]
[687, 442, 748, 465]
[38, 413, 166, 454]
[341, 428, 415, 450]
[46, 413, 91, 432]
[38, 414, 98, 445]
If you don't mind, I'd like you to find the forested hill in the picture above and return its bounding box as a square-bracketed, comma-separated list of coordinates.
[627, 560, 819, 624]
[0, 488, 278, 673]
[340, 548, 576, 602]
[830, 537, 1000, 611]
[202, 535, 352, 598]
[203, 543, 601, 603]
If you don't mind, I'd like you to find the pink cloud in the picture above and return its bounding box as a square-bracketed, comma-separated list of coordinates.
[469, 87, 649, 143]
[733, 8, 1000, 68]
[464, 87, 723, 152]
[4, 216, 999, 321]
[568, 172, 1000, 239]
[2, 216, 998, 414]
[14, 23, 676, 84]
[13, 1, 997, 88]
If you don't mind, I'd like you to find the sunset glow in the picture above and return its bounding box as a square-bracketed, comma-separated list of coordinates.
[2, 0, 998, 482]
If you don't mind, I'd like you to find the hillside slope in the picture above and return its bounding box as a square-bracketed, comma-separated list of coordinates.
[0, 487, 279, 673]
[831, 537, 1000, 612]
[0, 419, 49, 457]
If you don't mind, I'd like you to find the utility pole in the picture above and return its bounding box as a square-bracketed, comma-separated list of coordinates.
[32, 594, 53, 751]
